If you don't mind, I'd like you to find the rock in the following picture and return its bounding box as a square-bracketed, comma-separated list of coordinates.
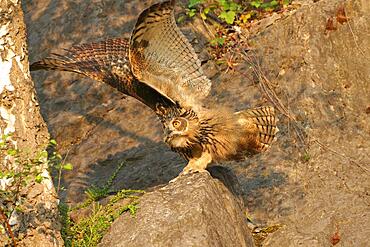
[99, 171, 254, 247]
[27, 182, 44, 199]
[69, 207, 94, 224]
[9, 210, 19, 226]
[245, 0, 370, 246]
[0, 177, 14, 190]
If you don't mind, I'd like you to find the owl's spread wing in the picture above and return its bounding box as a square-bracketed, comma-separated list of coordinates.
[129, 0, 211, 106]
[31, 38, 130, 82]
[30, 38, 177, 111]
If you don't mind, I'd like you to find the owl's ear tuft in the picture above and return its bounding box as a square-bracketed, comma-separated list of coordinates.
[155, 104, 167, 116]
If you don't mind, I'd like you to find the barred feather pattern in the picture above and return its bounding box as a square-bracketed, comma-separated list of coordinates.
[237, 106, 279, 152]
[30, 38, 134, 92]
[30, 38, 177, 111]
[129, 0, 211, 106]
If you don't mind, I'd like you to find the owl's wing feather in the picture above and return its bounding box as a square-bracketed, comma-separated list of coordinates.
[129, 0, 211, 106]
[30, 38, 177, 111]
[31, 38, 131, 82]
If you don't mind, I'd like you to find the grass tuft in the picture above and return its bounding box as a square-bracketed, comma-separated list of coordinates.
[59, 161, 144, 246]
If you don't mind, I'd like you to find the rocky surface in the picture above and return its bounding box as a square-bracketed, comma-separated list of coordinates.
[246, 1, 370, 246]
[23, 0, 370, 246]
[100, 170, 254, 247]
[0, 0, 62, 246]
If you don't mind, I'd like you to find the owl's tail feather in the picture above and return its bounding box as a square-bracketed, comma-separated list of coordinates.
[237, 106, 279, 152]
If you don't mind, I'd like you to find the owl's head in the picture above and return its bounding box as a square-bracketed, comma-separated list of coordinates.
[163, 117, 192, 147]
[156, 105, 199, 148]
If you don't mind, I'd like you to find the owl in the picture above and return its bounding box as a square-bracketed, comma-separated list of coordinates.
[30, 0, 278, 175]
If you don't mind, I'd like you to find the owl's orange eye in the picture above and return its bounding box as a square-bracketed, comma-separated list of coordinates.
[172, 120, 181, 128]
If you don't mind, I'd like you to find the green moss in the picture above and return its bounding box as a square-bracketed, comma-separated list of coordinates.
[59, 203, 73, 246]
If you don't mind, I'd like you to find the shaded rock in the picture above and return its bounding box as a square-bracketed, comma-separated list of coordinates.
[245, 0, 370, 246]
[99, 172, 254, 247]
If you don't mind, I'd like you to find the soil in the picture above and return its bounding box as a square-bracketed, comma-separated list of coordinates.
[23, 0, 369, 246]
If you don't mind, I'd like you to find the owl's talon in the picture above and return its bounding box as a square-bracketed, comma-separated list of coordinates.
[169, 167, 209, 183]
[182, 167, 208, 174]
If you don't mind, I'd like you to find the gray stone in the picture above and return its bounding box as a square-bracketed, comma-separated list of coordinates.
[99, 171, 254, 247]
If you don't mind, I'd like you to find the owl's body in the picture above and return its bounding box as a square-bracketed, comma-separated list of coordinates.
[157, 105, 277, 173]
[30, 0, 278, 175]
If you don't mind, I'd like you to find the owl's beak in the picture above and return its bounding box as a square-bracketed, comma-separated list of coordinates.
[164, 129, 173, 143]
[164, 129, 180, 143]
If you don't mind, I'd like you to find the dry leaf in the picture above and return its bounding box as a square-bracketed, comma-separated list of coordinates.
[325, 17, 337, 32]
[336, 6, 349, 24]
[330, 231, 341, 245]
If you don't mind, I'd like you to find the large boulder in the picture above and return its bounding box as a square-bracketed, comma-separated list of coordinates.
[99, 170, 254, 247]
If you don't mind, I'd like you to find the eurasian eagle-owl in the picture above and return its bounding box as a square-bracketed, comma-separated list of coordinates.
[30, 0, 278, 175]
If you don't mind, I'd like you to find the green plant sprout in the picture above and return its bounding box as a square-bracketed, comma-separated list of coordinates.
[186, 0, 242, 25]
[251, 0, 291, 11]
[185, 0, 292, 25]
[60, 161, 144, 246]
[48, 139, 73, 193]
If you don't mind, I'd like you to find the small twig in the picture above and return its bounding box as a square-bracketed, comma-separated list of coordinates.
[241, 51, 307, 146]
[313, 138, 369, 173]
[199, 10, 216, 38]
[0, 207, 17, 247]
[57, 148, 71, 194]
[347, 20, 368, 60]
[248, 55, 294, 119]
